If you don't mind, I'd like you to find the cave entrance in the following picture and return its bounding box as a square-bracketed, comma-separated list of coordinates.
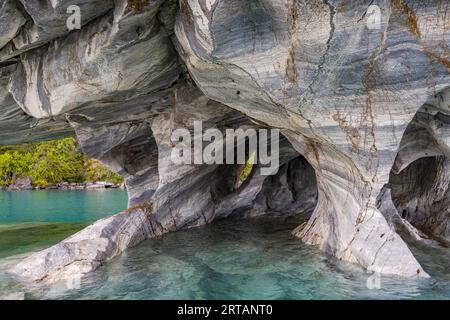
[388, 88, 450, 245]
[211, 149, 318, 221]
[252, 155, 318, 217]
[390, 155, 450, 244]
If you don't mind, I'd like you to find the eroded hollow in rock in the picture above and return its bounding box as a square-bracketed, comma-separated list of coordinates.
[212, 153, 318, 221]
[109, 132, 158, 176]
[255, 156, 318, 216]
[390, 156, 450, 244]
[387, 89, 450, 246]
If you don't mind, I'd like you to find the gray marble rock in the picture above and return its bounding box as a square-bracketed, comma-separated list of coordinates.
[175, 0, 450, 278]
[0, 0, 26, 49]
[0, 0, 114, 62]
[1, 0, 450, 284]
[0, 64, 73, 144]
[9, 206, 154, 284]
[9, 1, 180, 118]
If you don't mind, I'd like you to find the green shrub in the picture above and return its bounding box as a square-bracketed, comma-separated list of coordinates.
[0, 137, 123, 187]
[239, 152, 255, 183]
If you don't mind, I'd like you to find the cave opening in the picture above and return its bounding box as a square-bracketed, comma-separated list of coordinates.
[387, 153, 450, 279]
[254, 155, 318, 217]
[196, 128, 319, 224]
[369, 88, 450, 280]
[210, 149, 318, 222]
[387, 88, 450, 246]
[390, 155, 450, 245]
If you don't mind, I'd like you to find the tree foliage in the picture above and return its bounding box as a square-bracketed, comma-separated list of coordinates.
[239, 152, 255, 183]
[0, 138, 123, 186]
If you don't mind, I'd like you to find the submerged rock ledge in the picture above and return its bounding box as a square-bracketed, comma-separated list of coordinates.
[1, 0, 449, 284]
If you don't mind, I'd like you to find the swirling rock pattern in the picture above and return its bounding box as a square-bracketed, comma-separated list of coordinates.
[1, 0, 450, 284]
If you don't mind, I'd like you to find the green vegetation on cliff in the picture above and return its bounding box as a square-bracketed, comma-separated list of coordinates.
[0, 137, 123, 187]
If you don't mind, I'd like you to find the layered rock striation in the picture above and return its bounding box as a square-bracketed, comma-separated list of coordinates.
[1, 0, 449, 284]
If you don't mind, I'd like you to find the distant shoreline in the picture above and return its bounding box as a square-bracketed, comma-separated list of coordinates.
[0, 181, 125, 191]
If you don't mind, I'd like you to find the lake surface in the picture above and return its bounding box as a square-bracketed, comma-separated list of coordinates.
[0, 190, 128, 258]
[1, 190, 450, 300]
[0, 190, 128, 223]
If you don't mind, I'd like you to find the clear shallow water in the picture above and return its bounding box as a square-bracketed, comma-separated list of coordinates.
[0, 190, 128, 223]
[0, 190, 128, 258]
[3, 216, 449, 300]
[0, 190, 450, 300]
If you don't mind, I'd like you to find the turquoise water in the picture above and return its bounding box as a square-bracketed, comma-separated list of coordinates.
[0, 190, 128, 258]
[0, 190, 128, 223]
[1, 190, 450, 299]
[52, 217, 450, 300]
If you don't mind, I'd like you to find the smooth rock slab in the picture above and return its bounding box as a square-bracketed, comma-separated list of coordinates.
[9, 206, 153, 284]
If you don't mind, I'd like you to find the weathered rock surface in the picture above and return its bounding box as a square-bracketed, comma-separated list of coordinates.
[175, 0, 450, 277]
[391, 155, 450, 244]
[10, 205, 154, 284]
[0, 0, 113, 62]
[7, 176, 32, 190]
[0, 64, 72, 144]
[1, 0, 449, 284]
[0, 0, 26, 49]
